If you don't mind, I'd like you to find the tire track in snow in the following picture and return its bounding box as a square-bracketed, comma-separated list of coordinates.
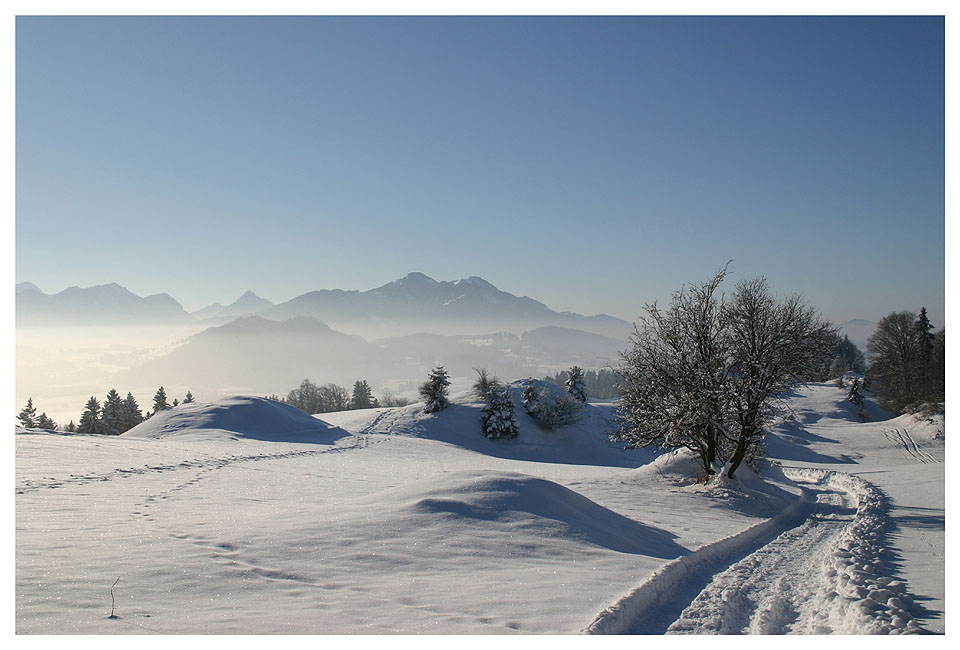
[583, 470, 926, 635]
[883, 428, 937, 464]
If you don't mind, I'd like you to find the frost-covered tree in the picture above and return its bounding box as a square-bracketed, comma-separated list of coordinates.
[565, 366, 587, 403]
[614, 268, 730, 477]
[182, 391, 195, 404]
[64, 420, 76, 433]
[101, 389, 125, 435]
[522, 381, 582, 430]
[521, 378, 538, 411]
[480, 383, 519, 439]
[615, 270, 834, 479]
[152, 386, 170, 415]
[36, 413, 57, 430]
[121, 392, 144, 432]
[17, 397, 37, 428]
[847, 377, 866, 420]
[722, 279, 836, 477]
[419, 365, 451, 413]
[77, 396, 102, 434]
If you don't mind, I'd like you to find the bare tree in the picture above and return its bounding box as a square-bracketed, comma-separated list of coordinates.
[614, 267, 729, 477]
[722, 279, 835, 477]
[615, 270, 834, 479]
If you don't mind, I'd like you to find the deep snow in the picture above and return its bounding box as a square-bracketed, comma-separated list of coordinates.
[14, 380, 944, 634]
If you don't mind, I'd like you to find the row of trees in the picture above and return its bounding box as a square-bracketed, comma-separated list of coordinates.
[866, 308, 945, 413]
[17, 386, 194, 434]
[543, 368, 619, 399]
[613, 269, 836, 479]
[276, 378, 410, 415]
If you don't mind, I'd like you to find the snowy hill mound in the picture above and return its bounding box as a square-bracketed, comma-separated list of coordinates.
[122, 396, 350, 443]
[357, 470, 686, 557]
[320, 380, 651, 468]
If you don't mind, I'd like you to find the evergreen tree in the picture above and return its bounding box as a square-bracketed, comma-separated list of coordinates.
[521, 378, 537, 411]
[152, 386, 170, 415]
[847, 377, 866, 420]
[182, 391, 195, 404]
[64, 420, 76, 433]
[480, 383, 519, 439]
[472, 368, 496, 401]
[77, 396, 102, 434]
[121, 392, 144, 432]
[913, 307, 935, 363]
[350, 380, 377, 409]
[565, 366, 588, 403]
[101, 389, 124, 435]
[17, 397, 37, 428]
[36, 413, 57, 430]
[419, 365, 451, 413]
[172, 398, 180, 407]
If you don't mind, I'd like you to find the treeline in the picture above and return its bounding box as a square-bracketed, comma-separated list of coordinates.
[542, 368, 619, 400]
[866, 307, 945, 414]
[17, 386, 194, 434]
[270, 378, 412, 415]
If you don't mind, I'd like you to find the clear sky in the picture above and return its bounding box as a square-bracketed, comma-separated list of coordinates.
[15, 15, 945, 327]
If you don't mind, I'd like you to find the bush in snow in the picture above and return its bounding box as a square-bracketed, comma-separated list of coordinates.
[419, 365, 451, 413]
[565, 366, 588, 403]
[481, 382, 519, 439]
[522, 378, 582, 430]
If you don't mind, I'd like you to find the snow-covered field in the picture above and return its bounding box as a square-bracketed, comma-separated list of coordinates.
[15, 382, 944, 634]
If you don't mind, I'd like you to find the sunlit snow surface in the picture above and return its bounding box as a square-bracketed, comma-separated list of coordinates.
[15, 383, 943, 634]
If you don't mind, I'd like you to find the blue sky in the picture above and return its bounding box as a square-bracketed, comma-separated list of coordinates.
[15, 15, 945, 327]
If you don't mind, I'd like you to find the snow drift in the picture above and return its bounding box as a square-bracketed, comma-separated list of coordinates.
[122, 396, 350, 443]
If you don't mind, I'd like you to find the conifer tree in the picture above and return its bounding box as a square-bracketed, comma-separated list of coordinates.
[419, 365, 451, 413]
[121, 392, 144, 432]
[565, 366, 588, 403]
[17, 397, 37, 428]
[36, 413, 57, 430]
[64, 420, 76, 433]
[183, 391, 195, 404]
[172, 398, 180, 407]
[101, 389, 124, 435]
[152, 386, 170, 415]
[521, 378, 537, 411]
[480, 383, 519, 439]
[77, 396, 102, 434]
[350, 380, 377, 409]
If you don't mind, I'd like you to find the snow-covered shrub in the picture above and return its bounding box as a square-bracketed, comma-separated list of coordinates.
[472, 367, 496, 401]
[565, 365, 587, 403]
[419, 365, 451, 413]
[522, 379, 582, 430]
[481, 383, 519, 439]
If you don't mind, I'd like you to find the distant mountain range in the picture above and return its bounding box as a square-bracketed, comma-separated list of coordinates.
[16, 282, 190, 325]
[16, 273, 633, 339]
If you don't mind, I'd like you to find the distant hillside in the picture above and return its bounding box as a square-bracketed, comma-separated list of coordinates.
[839, 319, 877, 355]
[119, 316, 626, 399]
